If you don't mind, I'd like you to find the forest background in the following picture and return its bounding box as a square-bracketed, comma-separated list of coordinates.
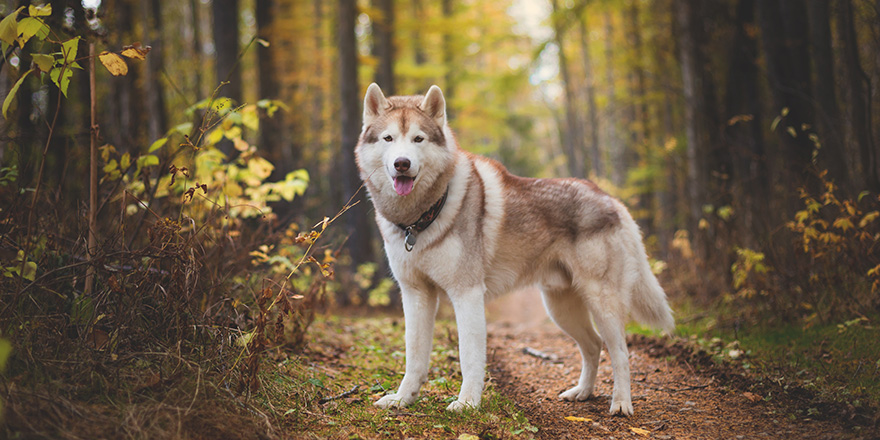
[0, 0, 879, 437]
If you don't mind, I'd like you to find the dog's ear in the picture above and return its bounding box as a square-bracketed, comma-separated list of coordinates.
[364, 83, 391, 125]
[419, 85, 446, 127]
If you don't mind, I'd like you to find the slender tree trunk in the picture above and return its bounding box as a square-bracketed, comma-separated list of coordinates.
[372, 0, 395, 95]
[724, 0, 767, 248]
[142, 0, 168, 142]
[213, 0, 242, 103]
[578, 14, 602, 178]
[189, 0, 204, 100]
[675, 0, 709, 260]
[551, 0, 585, 179]
[105, 0, 143, 151]
[837, 0, 879, 191]
[257, 0, 293, 174]
[442, 0, 455, 119]
[412, 0, 426, 66]
[757, 0, 816, 190]
[339, 0, 375, 305]
[807, 0, 850, 192]
[603, 11, 624, 186]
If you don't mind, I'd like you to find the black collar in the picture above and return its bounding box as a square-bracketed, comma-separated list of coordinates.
[397, 189, 448, 252]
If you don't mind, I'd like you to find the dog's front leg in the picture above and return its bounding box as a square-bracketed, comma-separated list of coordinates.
[375, 287, 438, 409]
[447, 286, 487, 412]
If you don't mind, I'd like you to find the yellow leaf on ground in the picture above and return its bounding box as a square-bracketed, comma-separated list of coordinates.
[457, 434, 479, 440]
[564, 416, 593, 423]
[630, 427, 650, 436]
[98, 51, 128, 76]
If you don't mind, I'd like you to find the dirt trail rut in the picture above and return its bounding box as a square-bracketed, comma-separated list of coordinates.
[485, 289, 860, 439]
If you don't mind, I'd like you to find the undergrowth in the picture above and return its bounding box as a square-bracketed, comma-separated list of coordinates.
[255, 315, 538, 439]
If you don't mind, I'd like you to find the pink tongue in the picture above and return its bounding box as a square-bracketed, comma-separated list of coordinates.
[394, 176, 414, 196]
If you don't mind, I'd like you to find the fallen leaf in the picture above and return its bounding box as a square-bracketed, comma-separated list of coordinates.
[458, 434, 479, 440]
[630, 427, 650, 436]
[743, 391, 762, 402]
[564, 416, 593, 423]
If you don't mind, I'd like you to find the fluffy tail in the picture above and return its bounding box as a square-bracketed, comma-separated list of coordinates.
[631, 261, 675, 335]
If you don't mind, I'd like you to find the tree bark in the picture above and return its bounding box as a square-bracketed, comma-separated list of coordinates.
[372, 0, 395, 95]
[551, 0, 585, 179]
[675, 0, 710, 260]
[603, 11, 624, 187]
[442, 0, 455, 120]
[213, 0, 242, 103]
[339, 0, 375, 305]
[807, 0, 850, 192]
[257, 0, 294, 174]
[578, 13, 602, 178]
[836, 0, 879, 191]
[141, 0, 168, 142]
[723, 0, 768, 247]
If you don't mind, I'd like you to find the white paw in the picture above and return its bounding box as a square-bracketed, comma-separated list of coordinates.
[446, 397, 480, 412]
[609, 398, 634, 416]
[559, 385, 593, 401]
[374, 393, 416, 409]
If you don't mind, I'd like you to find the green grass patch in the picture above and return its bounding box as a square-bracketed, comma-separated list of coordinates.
[672, 297, 880, 410]
[252, 314, 539, 439]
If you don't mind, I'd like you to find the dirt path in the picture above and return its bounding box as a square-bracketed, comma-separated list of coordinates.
[485, 289, 859, 440]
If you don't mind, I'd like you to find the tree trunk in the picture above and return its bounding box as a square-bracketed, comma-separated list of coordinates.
[807, 0, 850, 192]
[836, 0, 879, 191]
[551, 0, 585, 179]
[372, 0, 395, 95]
[578, 13, 602, 178]
[257, 0, 293, 175]
[213, 0, 242, 103]
[724, 0, 768, 248]
[339, 0, 375, 305]
[442, 0, 455, 119]
[104, 0, 144, 152]
[675, 0, 710, 260]
[603, 11, 624, 187]
[141, 0, 168, 142]
[757, 0, 816, 190]
[412, 0, 426, 66]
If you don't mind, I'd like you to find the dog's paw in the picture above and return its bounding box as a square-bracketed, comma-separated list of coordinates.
[609, 399, 634, 416]
[374, 393, 415, 409]
[445, 397, 479, 412]
[559, 385, 593, 402]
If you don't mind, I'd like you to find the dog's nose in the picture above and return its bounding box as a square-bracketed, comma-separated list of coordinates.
[394, 157, 411, 173]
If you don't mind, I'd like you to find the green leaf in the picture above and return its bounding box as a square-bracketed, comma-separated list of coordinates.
[0, 7, 22, 46]
[136, 155, 159, 169]
[61, 36, 80, 64]
[120, 152, 131, 170]
[171, 122, 193, 135]
[50, 66, 73, 97]
[22, 261, 36, 281]
[32, 53, 54, 72]
[16, 17, 48, 46]
[149, 137, 168, 153]
[3, 68, 32, 119]
[29, 4, 52, 17]
[0, 338, 11, 371]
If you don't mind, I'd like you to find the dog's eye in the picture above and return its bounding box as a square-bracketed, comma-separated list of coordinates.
[413, 136, 424, 143]
[383, 135, 393, 142]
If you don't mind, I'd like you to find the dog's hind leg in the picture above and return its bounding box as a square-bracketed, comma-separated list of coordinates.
[587, 291, 633, 416]
[541, 287, 602, 402]
[375, 286, 439, 409]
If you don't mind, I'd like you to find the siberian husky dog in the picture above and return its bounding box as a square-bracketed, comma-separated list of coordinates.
[355, 83, 674, 416]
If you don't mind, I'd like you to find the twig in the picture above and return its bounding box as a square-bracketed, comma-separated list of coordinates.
[522, 347, 561, 363]
[85, 41, 98, 296]
[318, 385, 359, 405]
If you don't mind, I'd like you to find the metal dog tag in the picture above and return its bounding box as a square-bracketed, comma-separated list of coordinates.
[404, 227, 417, 252]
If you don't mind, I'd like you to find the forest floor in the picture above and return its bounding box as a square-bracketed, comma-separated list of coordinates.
[484, 289, 869, 440]
[283, 289, 875, 439]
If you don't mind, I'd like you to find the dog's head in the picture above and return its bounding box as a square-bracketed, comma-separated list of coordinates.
[355, 84, 456, 200]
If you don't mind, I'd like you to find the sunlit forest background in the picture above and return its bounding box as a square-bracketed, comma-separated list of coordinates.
[1, 0, 879, 437]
